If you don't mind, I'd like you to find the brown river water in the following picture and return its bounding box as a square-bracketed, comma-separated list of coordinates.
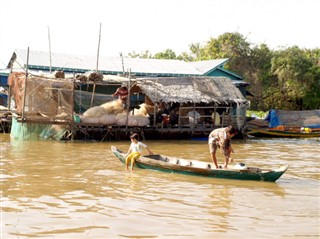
[1, 133, 319, 238]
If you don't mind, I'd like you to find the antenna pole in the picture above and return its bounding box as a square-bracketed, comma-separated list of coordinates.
[48, 26, 52, 73]
[22, 47, 30, 121]
[91, 23, 102, 107]
[120, 52, 125, 75]
[96, 22, 102, 71]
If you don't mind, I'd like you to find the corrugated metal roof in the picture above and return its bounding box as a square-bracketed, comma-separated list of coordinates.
[11, 49, 231, 77]
[188, 59, 229, 74]
[134, 76, 248, 104]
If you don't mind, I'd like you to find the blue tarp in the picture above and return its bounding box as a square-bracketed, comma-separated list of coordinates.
[265, 109, 320, 129]
[265, 109, 282, 128]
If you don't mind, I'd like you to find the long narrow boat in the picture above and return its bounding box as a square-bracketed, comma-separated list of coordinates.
[111, 146, 288, 182]
[247, 128, 320, 138]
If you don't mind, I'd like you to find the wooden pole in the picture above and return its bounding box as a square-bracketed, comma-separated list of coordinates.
[125, 69, 131, 131]
[7, 65, 13, 110]
[120, 52, 125, 75]
[22, 47, 30, 122]
[192, 102, 196, 128]
[153, 79, 158, 127]
[96, 22, 101, 71]
[90, 23, 102, 107]
[48, 26, 52, 73]
[71, 73, 75, 141]
[90, 84, 96, 107]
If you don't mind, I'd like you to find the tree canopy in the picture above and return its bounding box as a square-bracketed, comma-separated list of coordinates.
[127, 32, 320, 111]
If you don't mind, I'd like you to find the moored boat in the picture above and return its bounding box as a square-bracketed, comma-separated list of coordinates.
[111, 146, 288, 182]
[247, 109, 320, 138]
[247, 127, 320, 138]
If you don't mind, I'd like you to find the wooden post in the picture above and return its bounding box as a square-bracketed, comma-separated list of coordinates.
[213, 103, 217, 128]
[22, 47, 30, 122]
[48, 26, 52, 73]
[125, 69, 131, 131]
[71, 73, 75, 141]
[192, 102, 196, 128]
[153, 79, 158, 127]
[120, 52, 125, 75]
[90, 83, 96, 108]
[90, 23, 102, 108]
[7, 67, 13, 110]
[96, 23, 101, 71]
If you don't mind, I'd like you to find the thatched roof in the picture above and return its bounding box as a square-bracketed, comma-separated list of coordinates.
[134, 76, 249, 104]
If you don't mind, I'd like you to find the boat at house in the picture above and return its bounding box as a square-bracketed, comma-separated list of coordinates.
[111, 146, 288, 182]
[247, 109, 320, 138]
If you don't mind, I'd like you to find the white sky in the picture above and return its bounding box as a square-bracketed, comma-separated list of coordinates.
[0, 0, 319, 68]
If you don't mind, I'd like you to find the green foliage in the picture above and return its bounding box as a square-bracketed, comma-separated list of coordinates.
[127, 33, 320, 110]
[246, 110, 267, 119]
[154, 49, 177, 59]
[270, 46, 320, 109]
[128, 50, 153, 59]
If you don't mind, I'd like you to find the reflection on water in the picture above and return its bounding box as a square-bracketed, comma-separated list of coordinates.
[1, 134, 319, 238]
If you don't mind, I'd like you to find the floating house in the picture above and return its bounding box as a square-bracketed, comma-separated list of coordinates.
[5, 49, 250, 140]
[8, 70, 249, 140]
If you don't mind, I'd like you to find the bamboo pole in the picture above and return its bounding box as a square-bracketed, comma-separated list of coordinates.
[120, 52, 125, 75]
[90, 23, 102, 108]
[153, 79, 158, 127]
[48, 26, 52, 73]
[192, 102, 196, 128]
[21, 47, 30, 122]
[96, 22, 101, 71]
[213, 103, 217, 128]
[125, 69, 131, 131]
[7, 64, 13, 110]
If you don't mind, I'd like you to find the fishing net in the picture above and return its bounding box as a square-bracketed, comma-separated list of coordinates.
[8, 72, 73, 140]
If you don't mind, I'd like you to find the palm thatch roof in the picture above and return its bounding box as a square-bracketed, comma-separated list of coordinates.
[134, 76, 248, 104]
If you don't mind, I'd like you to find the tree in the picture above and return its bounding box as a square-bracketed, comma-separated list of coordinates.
[126, 33, 320, 110]
[270, 46, 315, 110]
[154, 49, 177, 59]
[128, 50, 153, 58]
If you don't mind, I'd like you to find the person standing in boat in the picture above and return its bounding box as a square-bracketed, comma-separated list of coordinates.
[125, 133, 153, 171]
[208, 125, 238, 169]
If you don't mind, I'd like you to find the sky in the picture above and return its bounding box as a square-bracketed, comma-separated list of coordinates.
[0, 0, 319, 68]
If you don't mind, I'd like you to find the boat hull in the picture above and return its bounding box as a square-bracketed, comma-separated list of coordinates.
[111, 146, 288, 182]
[248, 128, 320, 138]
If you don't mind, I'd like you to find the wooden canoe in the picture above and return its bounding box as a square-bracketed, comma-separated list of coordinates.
[111, 146, 288, 182]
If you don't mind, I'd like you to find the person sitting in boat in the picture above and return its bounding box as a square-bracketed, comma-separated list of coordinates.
[125, 133, 153, 171]
[208, 125, 238, 169]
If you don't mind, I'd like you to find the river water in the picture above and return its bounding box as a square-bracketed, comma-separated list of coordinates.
[1, 133, 319, 238]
